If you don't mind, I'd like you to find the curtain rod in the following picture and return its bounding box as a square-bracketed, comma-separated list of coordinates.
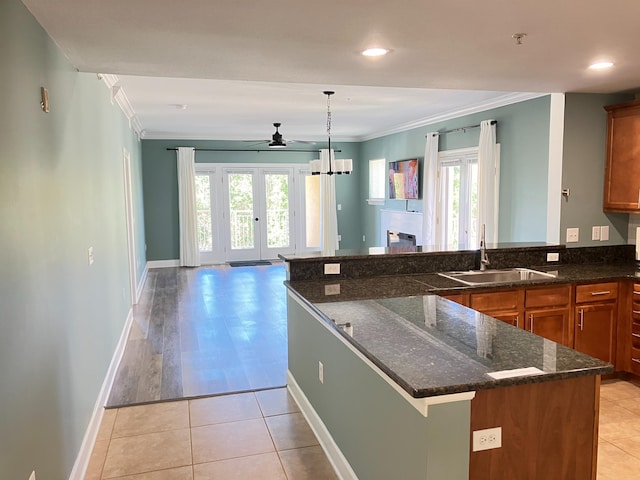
[428, 120, 497, 138]
[166, 148, 341, 153]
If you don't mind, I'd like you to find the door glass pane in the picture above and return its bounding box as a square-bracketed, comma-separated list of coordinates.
[195, 174, 212, 251]
[443, 164, 460, 250]
[228, 173, 254, 250]
[305, 175, 320, 248]
[265, 173, 290, 248]
[468, 162, 479, 248]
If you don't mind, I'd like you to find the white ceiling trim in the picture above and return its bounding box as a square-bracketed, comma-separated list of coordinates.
[359, 92, 549, 142]
[99, 74, 144, 138]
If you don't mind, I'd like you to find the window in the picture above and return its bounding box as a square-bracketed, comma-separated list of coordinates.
[438, 148, 479, 250]
[367, 158, 386, 205]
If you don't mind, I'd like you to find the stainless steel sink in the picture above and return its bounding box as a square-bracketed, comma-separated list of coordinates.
[438, 268, 556, 286]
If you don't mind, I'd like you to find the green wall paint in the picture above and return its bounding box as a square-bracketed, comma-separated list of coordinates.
[0, 0, 145, 477]
[359, 96, 552, 246]
[561, 93, 633, 246]
[287, 295, 471, 479]
[141, 140, 361, 260]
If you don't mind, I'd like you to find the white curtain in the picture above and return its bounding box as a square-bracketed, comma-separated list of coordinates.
[177, 147, 200, 267]
[422, 132, 440, 247]
[320, 149, 338, 256]
[478, 120, 499, 244]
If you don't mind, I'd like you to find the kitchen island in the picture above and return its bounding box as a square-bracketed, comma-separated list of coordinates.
[286, 288, 610, 480]
[282, 245, 627, 480]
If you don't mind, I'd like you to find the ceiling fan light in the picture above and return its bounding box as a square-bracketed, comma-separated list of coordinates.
[268, 141, 286, 148]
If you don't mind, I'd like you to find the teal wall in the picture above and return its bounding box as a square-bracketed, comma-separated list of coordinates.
[561, 93, 633, 246]
[0, 0, 145, 478]
[359, 95, 552, 247]
[287, 295, 471, 479]
[141, 139, 360, 260]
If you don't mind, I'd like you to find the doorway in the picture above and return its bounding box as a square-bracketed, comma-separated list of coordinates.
[196, 164, 306, 263]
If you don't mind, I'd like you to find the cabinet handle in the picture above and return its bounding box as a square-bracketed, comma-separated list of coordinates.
[529, 314, 534, 332]
[633, 291, 640, 295]
[514, 316, 519, 328]
[579, 309, 584, 331]
[632, 333, 640, 338]
[633, 358, 640, 365]
[638, 188, 640, 209]
[590, 291, 611, 296]
[633, 310, 640, 315]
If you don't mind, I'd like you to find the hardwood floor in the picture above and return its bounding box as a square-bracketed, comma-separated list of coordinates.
[107, 263, 288, 408]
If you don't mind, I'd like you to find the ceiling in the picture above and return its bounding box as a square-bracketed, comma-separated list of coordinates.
[21, 0, 640, 142]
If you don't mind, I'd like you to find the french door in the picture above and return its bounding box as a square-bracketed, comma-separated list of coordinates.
[195, 164, 297, 263]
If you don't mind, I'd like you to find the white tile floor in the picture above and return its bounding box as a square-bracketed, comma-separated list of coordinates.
[85, 388, 337, 480]
[86, 379, 640, 479]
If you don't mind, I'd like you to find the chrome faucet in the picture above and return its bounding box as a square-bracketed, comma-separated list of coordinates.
[479, 224, 490, 271]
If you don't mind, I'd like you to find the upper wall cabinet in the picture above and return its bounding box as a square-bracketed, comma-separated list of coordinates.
[604, 99, 640, 212]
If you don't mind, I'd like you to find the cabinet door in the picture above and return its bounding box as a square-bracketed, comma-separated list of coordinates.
[492, 312, 521, 328]
[604, 100, 640, 212]
[575, 304, 617, 364]
[526, 307, 571, 346]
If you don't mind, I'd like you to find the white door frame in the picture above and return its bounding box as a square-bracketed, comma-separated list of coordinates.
[122, 148, 137, 304]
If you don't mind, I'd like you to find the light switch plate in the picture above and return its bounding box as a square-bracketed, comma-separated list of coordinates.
[600, 225, 609, 241]
[592, 226, 601, 241]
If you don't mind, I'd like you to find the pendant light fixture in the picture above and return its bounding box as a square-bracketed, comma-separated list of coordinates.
[310, 91, 353, 175]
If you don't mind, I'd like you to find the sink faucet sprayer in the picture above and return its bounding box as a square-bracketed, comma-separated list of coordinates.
[480, 224, 490, 271]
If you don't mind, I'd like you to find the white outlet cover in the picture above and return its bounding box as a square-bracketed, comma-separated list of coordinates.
[566, 227, 579, 243]
[472, 427, 502, 452]
[324, 263, 340, 275]
[600, 225, 609, 241]
[592, 226, 600, 241]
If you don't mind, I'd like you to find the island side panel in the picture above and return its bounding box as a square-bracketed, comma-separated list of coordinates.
[469, 375, 599, 480]
[287, 294, 472, 480]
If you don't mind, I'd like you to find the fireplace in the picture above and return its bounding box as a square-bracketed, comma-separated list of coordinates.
[387, 230, 417, 247]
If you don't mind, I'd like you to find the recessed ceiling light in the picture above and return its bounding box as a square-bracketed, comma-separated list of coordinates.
[361, 48, 390, 57]
[589, 61, 614, 70]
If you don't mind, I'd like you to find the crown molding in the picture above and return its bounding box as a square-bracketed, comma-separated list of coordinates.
[98, 73, 144, 138]
[358, 92, 549, 142]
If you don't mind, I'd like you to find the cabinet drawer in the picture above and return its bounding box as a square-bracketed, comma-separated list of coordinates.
[631, 347, 640, 375]
[525, 285, 571, 309]
[470, 290, 520, 311]
[633, 323, 640, 349]
[575, 282, 618, 303]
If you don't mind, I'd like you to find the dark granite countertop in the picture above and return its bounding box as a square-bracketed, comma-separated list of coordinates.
[296, 292, 612, 398]
[285, 261, 635, 398]
[286, 262, 640, 303]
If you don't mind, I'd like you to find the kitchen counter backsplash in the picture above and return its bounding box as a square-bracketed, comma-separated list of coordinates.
[282, 244, 635, 282]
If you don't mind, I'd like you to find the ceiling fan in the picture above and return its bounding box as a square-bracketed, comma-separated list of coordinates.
[247, 122, 316, 149]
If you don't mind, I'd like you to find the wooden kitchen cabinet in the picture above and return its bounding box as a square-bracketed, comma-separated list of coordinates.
[603, 99, 640, 212]
[469, 290, 523, 328]
[574, 282, 618, 364]
[525, 285, 572, 346]
[630, 283, 640, 375]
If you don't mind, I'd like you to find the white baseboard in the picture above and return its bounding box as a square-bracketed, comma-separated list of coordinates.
[69, 307, 135, 480]
[135, 264, 148, 304]
[147, 259, 180, 268]
[286, 370, 358, 480]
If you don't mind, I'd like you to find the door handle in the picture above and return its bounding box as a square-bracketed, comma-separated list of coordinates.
[254, 217, 259, 221]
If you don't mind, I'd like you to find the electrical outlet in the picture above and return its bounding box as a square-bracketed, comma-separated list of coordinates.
[546, 252, 559, 262]
[337, 234, 342, 241]
[472, 427, 502, 452]
[324, 263, 340, 275]
[566, 227, 579, 243]
[592, 226, 601, 241]
[362, 235, 366, 242]
[600, 225, 609, 241]
[318, 361, 324, 384]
